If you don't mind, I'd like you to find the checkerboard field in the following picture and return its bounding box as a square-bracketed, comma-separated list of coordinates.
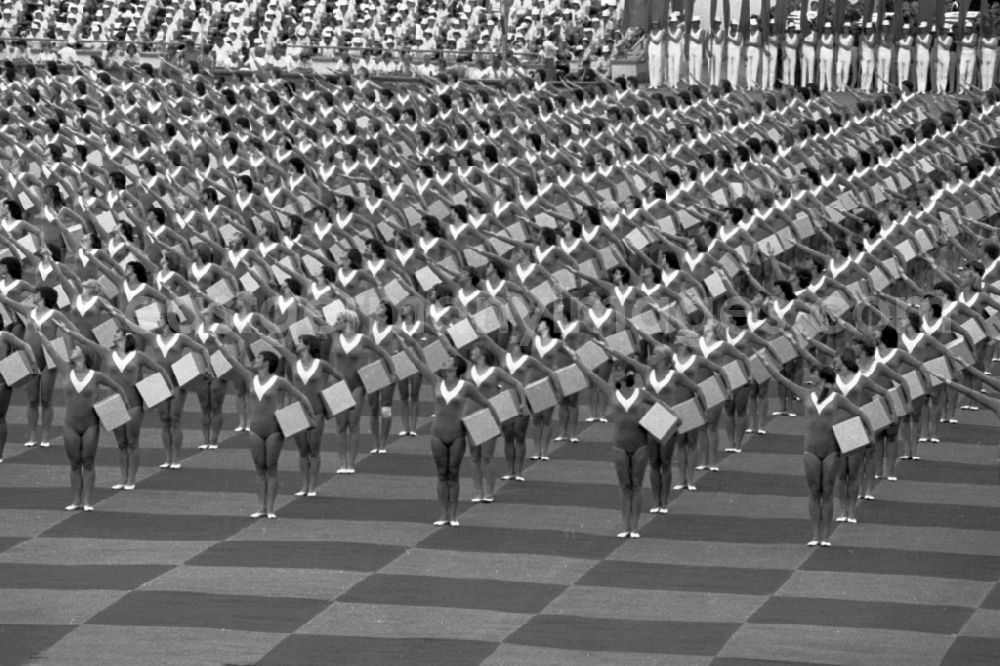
[1, 384, 998, 666]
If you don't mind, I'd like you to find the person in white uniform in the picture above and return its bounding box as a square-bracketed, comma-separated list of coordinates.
[688, 17, 707, 83]
[726, 21, 743, 85]
[763, 21, 781, 88]
[935, 25, 954, 93]
[801, 20, 817, 85]
[981, 25, 998, 90]
[818, 21, 835, 91]
[896, 23, 914, 87]
[745, 17, 762, 89]
[913, 22, 933, 92]
[876, 20, 894, 92]
[859, 22, 877, 91]
[647, 20, 666, 88]
[783, 22, 800, 87]
[835, 21, 854, 91]
[958, 23, 979, 90]
[710, 19, 726, 85]
[666, 12, 684, 86]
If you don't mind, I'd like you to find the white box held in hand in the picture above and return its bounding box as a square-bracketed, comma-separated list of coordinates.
[358, 360, 392, 393]
[276, 401, 312, 437]
[136, 372, 172, 409]
[171, 352, 207, 387]
[321, 380, 356, 417]
[524, 377, 557, 413]
[489, 389, 520, 423]
[94, 393, 131, 432]
[639, 402, 679, 441]
[833, 416, 869, 453]
[462, 408, 501, 447]
[390, 351, 417, 381]
[0, 350, 37, 387]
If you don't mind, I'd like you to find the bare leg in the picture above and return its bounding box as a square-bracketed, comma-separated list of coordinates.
[63, 427, 84, 508]
[430, 437, 450, 523]
[803, 452, 822, 543]
[248, 432, 267, 515]
[39, 368, 57, 444]
[447, 437, 466, 521]
[629, 446, 649, 532]
[80, 424, 100, 508]
[480, 438, 497, 498]
[820, 452, 840, 542]
[613, 448, 631, 535]
[647, 436, 663, 511]
[468, 441, 484, 499]
[264, 433, 284, 515]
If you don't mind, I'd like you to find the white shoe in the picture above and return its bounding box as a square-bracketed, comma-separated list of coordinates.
[208, 444, 218, 450]
[198, 444, 209, 450]
[169, 463, 181, 470]
[24, 441, 36, 448]
[123, 484, 135, 491]
[112, 483, 125, 490]
[40, 441, 50, 448]
[65, 504, 81, 511]
[82, 505, 94, 512]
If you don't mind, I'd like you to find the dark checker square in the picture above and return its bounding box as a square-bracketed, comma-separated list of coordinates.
[87, 590, 329, 633]
[337, 574, 565, 614]
[186, 540, 405, 572]
[259, 635, 498, 666]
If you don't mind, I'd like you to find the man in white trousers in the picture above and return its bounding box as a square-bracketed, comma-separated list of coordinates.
[710, 19, 726, 85]
[958, 23, 979, 90]
[936, 26, 954, 92]
[783, 22, 800, 87]
[818, 21, 835, 91]
[688, 17, 707, 83]
[876, 20, 893, 92]
[835, 22, 854, 90]
[763, 21, 780, 88]
[896, 23, 914, 88]
[801, 20, 817, 86]
[860, 22, 876, 91]
[981, 26, 997, 90]
[914, 22, 933, 92]
[726, 21, 743, 85]
[745, 17, 761, 89]
[666, 12, 684, 86]
[648, 20, 666, 87]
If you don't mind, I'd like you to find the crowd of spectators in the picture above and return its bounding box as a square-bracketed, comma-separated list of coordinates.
[0, 0, 641, 75]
